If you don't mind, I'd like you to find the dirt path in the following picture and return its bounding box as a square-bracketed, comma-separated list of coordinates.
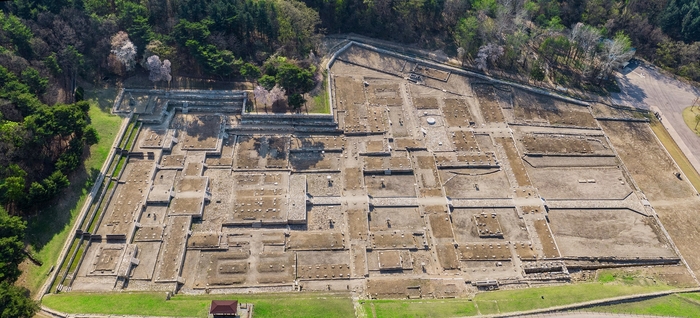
[611, 62, 700, 174]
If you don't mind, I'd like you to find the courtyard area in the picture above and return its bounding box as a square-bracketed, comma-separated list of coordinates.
[48, 42, 699, 304]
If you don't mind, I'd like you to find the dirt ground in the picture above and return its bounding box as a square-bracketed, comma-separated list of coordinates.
[548, 209, 675, 258]
[451, 208, 529, 242]
[60, 42, 700, 301]
[528, 167, 632, 200]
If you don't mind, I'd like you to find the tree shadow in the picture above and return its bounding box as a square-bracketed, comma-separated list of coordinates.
[171, 113, 222, 143]
[84, 88, 119, 113]
[289, 138, 328, 170]
[613, 74, 649, 109]
[271, 98, 292, 113]
[24, 162, 100, 251]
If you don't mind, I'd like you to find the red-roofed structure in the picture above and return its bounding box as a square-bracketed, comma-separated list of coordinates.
[209, 300, 238, 316]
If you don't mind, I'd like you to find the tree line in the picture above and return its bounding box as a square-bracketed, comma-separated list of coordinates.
[304, 0, 699, 86]
[2, 0, 699, 93]
[0, 207, 37, 317]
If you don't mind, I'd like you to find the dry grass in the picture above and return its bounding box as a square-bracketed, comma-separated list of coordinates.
[682, 106, 700, 137]
[650, 119, 700, 193]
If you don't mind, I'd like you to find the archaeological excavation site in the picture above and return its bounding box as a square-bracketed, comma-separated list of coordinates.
[47, 41, 700, 300]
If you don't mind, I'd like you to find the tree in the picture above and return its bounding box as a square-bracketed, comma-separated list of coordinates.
[59, 45, 84, 102]
[680, 2, 700, 42]
[258, 75, 276, 90]
[276, 62, 314, 95]
[20, 68, 47, 95]
[0, 206, 34, 318]
[83, 126, 99, 145]
[598, 32, 635, 83]
[0, 281, 37, 318]
[0, 208, 26, 283]
[0, 165, 27, 211]
[240, 63, 261, 80]
[457, 47, 466, 66]
[569, 23, 601, 63]
[275, 0, 321, 57]
[141, 40, 174, 68]
[253, 85, 285, 111]
[43, 53, 62, 76]
[530, 61, 546, 82]
[0, 13, 34, 58]
[475, 43, 504, 71]
[110, 31, 137, 73]
[145, 55, 172, 83]
[660, 0, 700, 42]
[288, 93, 305, 110]
[454, 16, 479, 62]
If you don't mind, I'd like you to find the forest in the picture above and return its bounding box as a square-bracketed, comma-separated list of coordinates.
[0, 0, 699, 316]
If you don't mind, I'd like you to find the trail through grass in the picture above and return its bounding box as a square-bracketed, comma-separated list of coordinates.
[20, 90, 123, 295]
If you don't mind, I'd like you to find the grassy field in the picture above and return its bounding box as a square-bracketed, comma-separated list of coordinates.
[682, 106, 700, 137]
[589, 292, 700, 316]
[363, 299, 477, 318]
[650, 118, 700, 192]
[19, 89, 123, 295]
[472, 279, 671, 315]
[306, 74, 331, 114]
[362, 273, 675, 317]
[42, 292, 355, 318]
[40, 262, 684, 317]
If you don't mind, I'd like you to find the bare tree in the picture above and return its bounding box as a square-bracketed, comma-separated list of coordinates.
[253, 85, 270, 109]
[570, 23, 601, 62]
[598, 32, 635, 82]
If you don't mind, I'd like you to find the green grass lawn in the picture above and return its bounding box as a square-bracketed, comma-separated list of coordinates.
[364, 299, 477, 318]
[42, 292, 355, 318]
[589, 293, 700, 317]
[682, 106, 700, 137]
[473, 280, 672, 315]
[20, 90, 123, 295]
[362, 273, 675, 317]
[306, 74, 331, 114]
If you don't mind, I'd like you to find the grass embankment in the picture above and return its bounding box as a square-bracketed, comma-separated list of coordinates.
[42, 292, 355, 318]
[682, 106, 700, 137]
[650, 118, 700, 192]
[41, 269, 692, 317]
[20, 90, 123, 295]
[589, 292, 700, 316]
[306, 73, 331, 114]
[362, 272, 674, 317]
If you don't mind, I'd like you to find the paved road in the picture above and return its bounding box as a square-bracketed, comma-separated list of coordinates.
[611, 61, 700, 174]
